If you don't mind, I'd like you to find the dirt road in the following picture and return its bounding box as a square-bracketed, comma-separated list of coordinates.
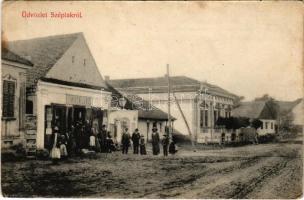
[1, 142, 302, 198]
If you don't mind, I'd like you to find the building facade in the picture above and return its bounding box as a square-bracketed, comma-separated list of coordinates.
[232, 100, 278, 136]
[1, 48, 33, 148]
[7, 33, 111, 150]
[109, 76, 237, 143]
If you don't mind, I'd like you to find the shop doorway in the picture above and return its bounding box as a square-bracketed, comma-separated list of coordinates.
[44, 105, 104, 149]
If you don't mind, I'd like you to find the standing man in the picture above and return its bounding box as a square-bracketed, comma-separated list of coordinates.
[151, 127, 160, 155]
[98, 125, 107, 152]
[162, 134, 169, 157]
[131, 128, 141, 154]
[121, 128, 131, 154]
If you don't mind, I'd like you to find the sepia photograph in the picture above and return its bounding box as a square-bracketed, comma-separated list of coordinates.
[1, 1, 303, 198]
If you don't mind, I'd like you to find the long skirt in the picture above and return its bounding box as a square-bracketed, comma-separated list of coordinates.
[50, 147, 61, 159]
[60, 144, 68, 157]
[152, 143, 160, 155]
[95, 137, 101, 152]
[140, 145, 147, 155]
[90, 136, 96, 147]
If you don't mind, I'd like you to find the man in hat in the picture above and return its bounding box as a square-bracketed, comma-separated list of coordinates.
[151, 127, 160, 155]
[131, 128, 141, 154]
[121, 128, 131, 154]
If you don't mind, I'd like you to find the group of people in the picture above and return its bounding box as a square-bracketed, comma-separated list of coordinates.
[50, 120, 117, 164]
[120, 126, 178, 157]
[50, 121, 178, 164]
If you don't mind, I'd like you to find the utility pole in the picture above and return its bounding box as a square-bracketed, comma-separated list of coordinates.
[167, 64, 172, 138]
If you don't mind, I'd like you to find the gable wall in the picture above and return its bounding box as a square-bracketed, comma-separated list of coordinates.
[45, 35, 105, 88]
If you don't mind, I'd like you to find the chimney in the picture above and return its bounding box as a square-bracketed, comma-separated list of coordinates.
[104, 76, 110, 81]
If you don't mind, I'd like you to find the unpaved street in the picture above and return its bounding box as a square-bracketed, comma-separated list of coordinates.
[1, 142, 302, 198]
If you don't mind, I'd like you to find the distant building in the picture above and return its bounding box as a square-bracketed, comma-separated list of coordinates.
[106, 83, 176, 142]
[1, 47, 33, 148]
[108, 75, 237, 143]
[7, 33, 111, 150]
[232, 100, 278, 136]
[276, 98, 303, 131]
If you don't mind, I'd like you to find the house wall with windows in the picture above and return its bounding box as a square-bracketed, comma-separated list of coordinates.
[1, 60, 31, 148]
[257, 119, 276, 136]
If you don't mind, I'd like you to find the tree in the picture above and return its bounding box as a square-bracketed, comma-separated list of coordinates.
[251, 119, 263, 129]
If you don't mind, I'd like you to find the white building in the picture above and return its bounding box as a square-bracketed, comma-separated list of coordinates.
[7, 33, 111, 150]
[1, 48, 33, 148]
[108, 76, 237, 143]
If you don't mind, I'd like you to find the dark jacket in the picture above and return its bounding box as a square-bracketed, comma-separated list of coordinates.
[121, 132, 131, 145]
[132, 132, 141, 145]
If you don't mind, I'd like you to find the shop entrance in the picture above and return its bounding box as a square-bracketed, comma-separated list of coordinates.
[44, 104, 104, 149]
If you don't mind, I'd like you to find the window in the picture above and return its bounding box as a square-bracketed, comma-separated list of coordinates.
[26, 99, 33, 114]
[265, 122, 268, 129]
[261, 122, 263, 129]
[83, 59, 86, 66]
[72, 56, 75, 63]
[271, 122, 273, 129]
[2, 80, 15, 118]
[204, 110, 208, 127]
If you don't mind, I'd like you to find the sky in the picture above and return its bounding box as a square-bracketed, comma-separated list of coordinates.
[2, 1, 303, 101]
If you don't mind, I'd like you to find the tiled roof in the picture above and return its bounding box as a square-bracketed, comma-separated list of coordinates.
[276, 99, 302, 114]
[2, 47, 33, 66]
[232, 101, 266, 119]
[109, 76, 200, 88]
[7, 33, 81, 88]
[106, 83, 175, 121]
[109, 76, 237, 99]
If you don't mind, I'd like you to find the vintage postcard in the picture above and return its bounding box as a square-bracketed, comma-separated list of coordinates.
[1, 1, 303, 198]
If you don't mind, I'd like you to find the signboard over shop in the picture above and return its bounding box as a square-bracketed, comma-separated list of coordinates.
[66, 94, 92, 107]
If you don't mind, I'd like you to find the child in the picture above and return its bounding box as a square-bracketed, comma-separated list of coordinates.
[169, 140, 178, 155]
[59, 134, 68, 159]
[139, 135, 147, 155]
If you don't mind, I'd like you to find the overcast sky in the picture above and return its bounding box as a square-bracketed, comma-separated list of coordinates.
[2, 1, 303, 101]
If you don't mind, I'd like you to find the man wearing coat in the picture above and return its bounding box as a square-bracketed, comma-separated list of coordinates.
[121, 128, 131, 154]
[131, 128, 141, 154]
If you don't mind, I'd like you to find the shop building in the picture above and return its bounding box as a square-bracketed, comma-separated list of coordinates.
[8, 33, 111, 150]
[1, 47, 33, 148]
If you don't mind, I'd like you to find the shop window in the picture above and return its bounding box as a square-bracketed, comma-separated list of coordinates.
[26, 99, 33, 114]
[2, 80, 15, 118]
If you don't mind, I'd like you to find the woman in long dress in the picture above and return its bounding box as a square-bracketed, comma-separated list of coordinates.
[151, 127, 160, 155]
[50, 126, 61, 164]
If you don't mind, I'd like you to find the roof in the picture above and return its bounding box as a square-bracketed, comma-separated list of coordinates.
[276, 99, 302, 114]
[2, 47, 33, 66]
[7, 33, 81, 88]
[109, 76, 237, 99]
[106, 83, 175, 121]
[232, 101, 266, 119]
[109, 75, 200, 88]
